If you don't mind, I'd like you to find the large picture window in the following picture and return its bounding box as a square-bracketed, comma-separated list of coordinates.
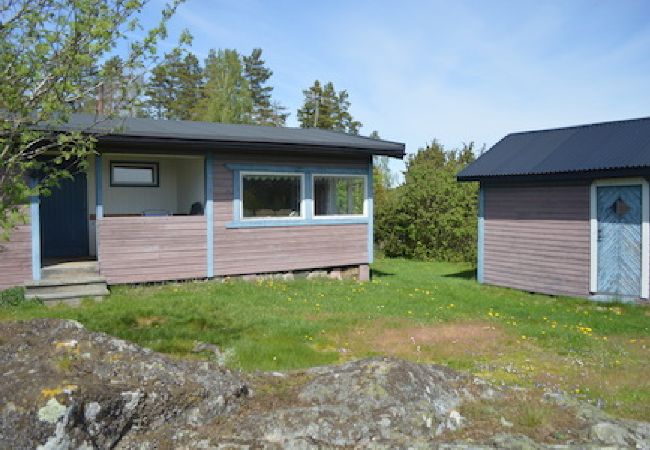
[241, 173, 303, 219]
[314, 175, 365, 217]
[110, 161, 159, 187]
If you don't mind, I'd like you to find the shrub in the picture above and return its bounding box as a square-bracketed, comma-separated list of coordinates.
[0, 287, 27, 306]
[375, 141, 478, 262]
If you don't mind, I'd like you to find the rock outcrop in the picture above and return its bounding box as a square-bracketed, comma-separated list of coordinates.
[0, 319, 648, 449]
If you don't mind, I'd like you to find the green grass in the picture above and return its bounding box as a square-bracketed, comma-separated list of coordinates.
[1, 258, 649, 419]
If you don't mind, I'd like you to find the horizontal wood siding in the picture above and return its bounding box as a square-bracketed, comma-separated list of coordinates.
[98, 216, 206, 284]
[0, 223, 31, 290]
[214, 152, 369, 276]
[483, 184, 590, 297]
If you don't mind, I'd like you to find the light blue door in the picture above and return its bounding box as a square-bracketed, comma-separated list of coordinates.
[597, 185, 642, 297]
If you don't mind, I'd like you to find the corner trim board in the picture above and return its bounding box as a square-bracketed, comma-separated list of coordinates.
[477, 184, 485, 283]
[95, 155, 104, 220]
[205, 152, 214, 278]
[29, 178, 41, 281]
[367, 159, 374, 264]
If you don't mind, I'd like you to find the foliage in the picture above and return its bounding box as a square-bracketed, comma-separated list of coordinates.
[243, 48, 288, 126]
[0, 0, 184, 236]
[375, 141, 478, 262]
[192, 49, 253, 124]
[0, 287, 33, 307]
[297, 80, 361, 134]
[145, 48, 204, 120]
[2, 258, 649, 419]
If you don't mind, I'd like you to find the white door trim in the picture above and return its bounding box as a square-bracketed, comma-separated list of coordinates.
[590, 177, 649, 299]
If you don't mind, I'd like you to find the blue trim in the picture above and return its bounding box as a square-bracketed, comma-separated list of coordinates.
[232, 169, 241, 220]
[226, 218, 368, 229]
[367, 160, 374, 264]
[95, 155, 103, 219]
[225, 163, 367, 175]
[205, 152, 214, 278]
[29, 178, 41, 281]
[304, 171, 314, 221]
[477, 185, 485, 283]
[228, 163, 370, 228]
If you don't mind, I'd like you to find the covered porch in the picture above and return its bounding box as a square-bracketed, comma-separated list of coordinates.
[32, 151, 213, 287]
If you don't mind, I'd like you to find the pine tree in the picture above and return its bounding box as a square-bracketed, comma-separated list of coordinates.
[242, 48, 288, 126]
[192, 49, 253, 124]
[145, 49, 203, 120]
[297, 80, 362, 134]
[79, 56, 142, 116]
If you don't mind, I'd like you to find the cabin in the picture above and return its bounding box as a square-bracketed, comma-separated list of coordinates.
[1, 114, 404, 301]
[458, 117, 650, 301]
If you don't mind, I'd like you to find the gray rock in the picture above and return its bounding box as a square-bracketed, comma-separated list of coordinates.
[2, 319, 650, 449]
[0, 319, 248, 449]
[590, 422, 633, 446]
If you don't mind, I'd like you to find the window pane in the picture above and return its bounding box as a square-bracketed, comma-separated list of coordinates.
[112, 167, 154, 185]
[242, 174, 302, 218]
[314, 176, 364, 216]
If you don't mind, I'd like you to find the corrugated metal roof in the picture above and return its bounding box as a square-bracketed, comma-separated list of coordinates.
[457, 116, 650, 180]
[38, 114, 405, 157]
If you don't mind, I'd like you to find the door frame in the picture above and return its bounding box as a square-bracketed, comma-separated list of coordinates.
[589, 177, 649, 299]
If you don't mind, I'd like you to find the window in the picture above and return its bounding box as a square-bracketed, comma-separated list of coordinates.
[241, 173, 303, 219]
[313, 175, 365, 217]
[110, 161, 159, 187]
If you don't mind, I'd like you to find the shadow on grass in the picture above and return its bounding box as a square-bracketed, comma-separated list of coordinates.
[443, 269, 476, 280]
[371, 268, 395, 278]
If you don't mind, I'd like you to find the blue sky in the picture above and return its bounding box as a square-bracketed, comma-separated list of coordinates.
[143, 0, 650, 175]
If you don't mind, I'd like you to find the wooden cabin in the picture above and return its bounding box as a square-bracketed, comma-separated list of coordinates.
[1, 114, 404, 301]
[458, 117, 650, 301]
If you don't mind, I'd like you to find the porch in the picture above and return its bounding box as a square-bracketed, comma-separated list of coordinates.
[29, 152, 212, 298]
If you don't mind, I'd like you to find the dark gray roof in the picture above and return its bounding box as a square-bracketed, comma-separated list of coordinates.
[39, 114, 405, 157]
[457, 116, 650, 180]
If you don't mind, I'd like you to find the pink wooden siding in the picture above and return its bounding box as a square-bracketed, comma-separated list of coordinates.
[0, 223, 31, 290]
[213, 152, 369, 276]
[483, 183, 590, 297]
[98, 216, 206, 284]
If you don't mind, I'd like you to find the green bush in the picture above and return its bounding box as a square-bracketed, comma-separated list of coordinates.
[375, 141, 478, 262]
[0, 287, 28, 306]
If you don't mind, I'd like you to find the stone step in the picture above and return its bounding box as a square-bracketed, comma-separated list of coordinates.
[26, 276, 106, 288]
[25, 284, 110, 302]
[41, 261, 100, 280]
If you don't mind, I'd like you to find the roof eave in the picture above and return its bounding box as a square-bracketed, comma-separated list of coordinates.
[457, 166, 650, 183]
[96, 134, 406, 158]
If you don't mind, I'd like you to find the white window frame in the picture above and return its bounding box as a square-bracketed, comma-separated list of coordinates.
[312, 173, 368, 220]
[239, 171, 305, 221]
[589, 177, 649, 299]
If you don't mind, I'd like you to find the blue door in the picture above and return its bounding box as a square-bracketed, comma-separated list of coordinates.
[40, 173, 89, 259]
[597, 185, 642, 297]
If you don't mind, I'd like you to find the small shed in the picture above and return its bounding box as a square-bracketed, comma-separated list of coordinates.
[458, 117, 650, 301]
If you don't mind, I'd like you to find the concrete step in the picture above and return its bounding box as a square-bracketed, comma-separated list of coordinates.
[25, 292, 110, 306]
[25, 284, 110, 301]
[26, 277, 106, 288]
[42, 261, 100, 280]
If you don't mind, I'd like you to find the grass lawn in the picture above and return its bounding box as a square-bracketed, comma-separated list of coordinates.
[1, 258, 649, 420]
